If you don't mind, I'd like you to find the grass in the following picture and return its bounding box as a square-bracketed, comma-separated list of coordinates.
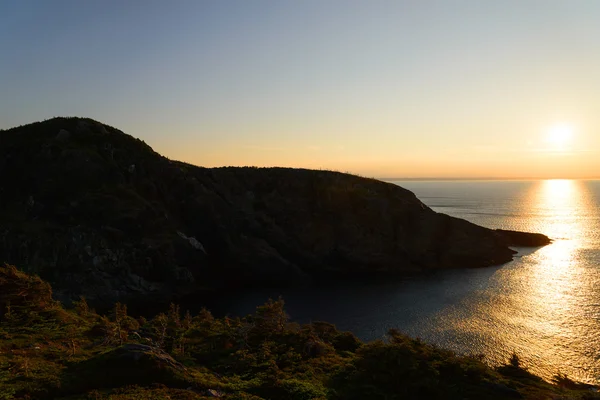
[0, 264, 598, 399]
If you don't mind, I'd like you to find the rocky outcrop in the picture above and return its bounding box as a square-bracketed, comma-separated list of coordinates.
[0, 117, 550, 307]
[495, 229, 551, 247]
[65, 344, 191, 391]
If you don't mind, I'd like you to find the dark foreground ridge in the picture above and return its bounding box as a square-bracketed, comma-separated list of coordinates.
[0, 264, 596, 400]
[0, 117, 550, 307]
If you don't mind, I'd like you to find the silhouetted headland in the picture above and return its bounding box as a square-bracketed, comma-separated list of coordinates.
[0, 117, 550, 308]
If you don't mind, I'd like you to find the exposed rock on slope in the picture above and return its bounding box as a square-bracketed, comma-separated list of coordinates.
[0, 117, 550, 306]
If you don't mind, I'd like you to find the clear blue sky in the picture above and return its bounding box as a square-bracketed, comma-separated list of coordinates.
[2, 1, 599, 178]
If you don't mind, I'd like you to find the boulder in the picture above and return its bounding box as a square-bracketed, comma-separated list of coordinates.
[55, 129, 71, 141]
[65, 343, 191, 391]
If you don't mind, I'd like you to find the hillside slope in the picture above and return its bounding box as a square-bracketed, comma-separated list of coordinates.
[1, 264, 596, 400]
[0, 117, 549, 306]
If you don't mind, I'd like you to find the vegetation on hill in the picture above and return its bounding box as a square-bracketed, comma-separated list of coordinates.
[0, 117, 549, 309]
[0, 264, 596, 400]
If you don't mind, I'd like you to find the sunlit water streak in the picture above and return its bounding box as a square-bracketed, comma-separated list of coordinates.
[395, 179, 600, 384]
[218, 180, 600, 384]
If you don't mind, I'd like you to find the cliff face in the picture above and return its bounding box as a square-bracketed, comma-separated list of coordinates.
[0, 117, 550, 306]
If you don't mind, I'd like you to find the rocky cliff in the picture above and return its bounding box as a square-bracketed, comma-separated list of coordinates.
[0, 117, 550, 307]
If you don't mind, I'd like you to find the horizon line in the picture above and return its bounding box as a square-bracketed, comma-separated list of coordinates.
[379, 177, 600, 181]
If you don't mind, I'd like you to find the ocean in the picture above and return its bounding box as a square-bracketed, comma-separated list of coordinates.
[220, 180, 600, 384]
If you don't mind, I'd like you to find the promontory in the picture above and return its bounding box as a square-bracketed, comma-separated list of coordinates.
[0, 117, 550, 307]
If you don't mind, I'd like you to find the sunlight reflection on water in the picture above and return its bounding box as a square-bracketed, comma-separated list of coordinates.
[424, 180, 600, 383]
[521, 180, 600, 383]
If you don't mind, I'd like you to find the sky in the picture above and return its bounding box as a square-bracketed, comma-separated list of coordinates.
[1, 0, 599, 179]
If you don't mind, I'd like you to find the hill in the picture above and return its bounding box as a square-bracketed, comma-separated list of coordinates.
[0, 117, 549, 307]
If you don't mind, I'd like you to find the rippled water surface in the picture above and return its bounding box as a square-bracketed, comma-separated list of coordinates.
[221, 180, 600, 384]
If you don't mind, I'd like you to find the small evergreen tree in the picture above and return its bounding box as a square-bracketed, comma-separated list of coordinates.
[254, 298, 288, 336]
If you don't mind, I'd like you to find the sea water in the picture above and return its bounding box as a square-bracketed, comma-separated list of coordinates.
[221, 180, 600, 384]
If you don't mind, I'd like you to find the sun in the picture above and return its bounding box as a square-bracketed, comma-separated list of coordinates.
[545, 123, 574, 148]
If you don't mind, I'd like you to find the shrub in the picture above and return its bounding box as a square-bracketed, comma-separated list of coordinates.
[0, 264, 54, 318]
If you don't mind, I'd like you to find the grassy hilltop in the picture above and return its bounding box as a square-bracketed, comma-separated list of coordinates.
[1, 264, 596, 400]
